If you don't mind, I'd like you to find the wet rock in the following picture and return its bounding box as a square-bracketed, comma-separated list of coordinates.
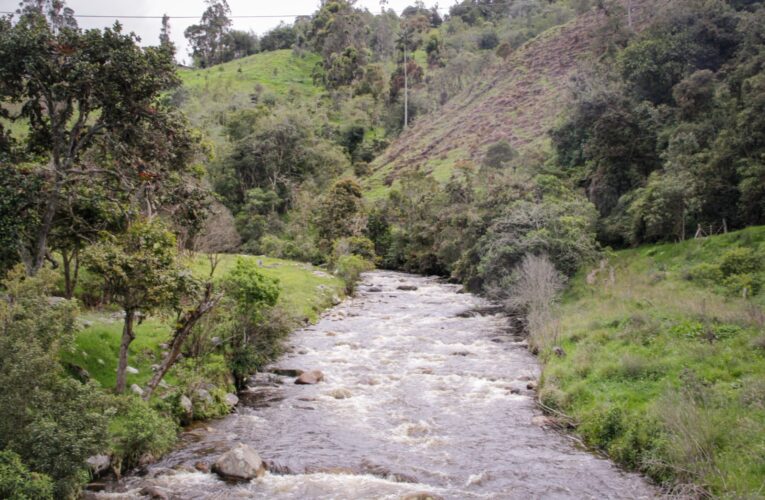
[139, 485, 170, 500]
[532, 415, 555, 427]
[553, 346, 566, 357]
[224, 393, 239, 407]
[401, 492, 444, 500]
[86, 454, 111, 477]
[194, 461, 210, 473]
[526, 381, 538, 390]
[212, 444, 266, 481]
[295, 370, 325, 385]
[397, 285, 418, 291]
[269, 368, 304, 377]
[130, 384, 144, 397]
[451, 351, 471, 357]
[138, 453, 155, 467]
[328, 388, 352, 399]
[83, 482, 108, 493]
[126, 366, 139, 374]
[509, 387, 522, 395]
[265, 461, 294, 475]
[305, 465, 359, 475]
[367, 286, 383, 292]
[326, 331, 337, 337]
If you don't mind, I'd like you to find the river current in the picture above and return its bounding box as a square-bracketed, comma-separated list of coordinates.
[96, 271, 656, 499]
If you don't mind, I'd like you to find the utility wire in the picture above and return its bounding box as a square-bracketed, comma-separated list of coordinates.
[0, 11, 305, 18]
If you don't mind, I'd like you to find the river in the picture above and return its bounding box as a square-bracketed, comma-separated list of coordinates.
[95, 271, 657, 499]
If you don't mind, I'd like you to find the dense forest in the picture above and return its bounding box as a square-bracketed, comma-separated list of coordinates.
[1, 0, 765, 497]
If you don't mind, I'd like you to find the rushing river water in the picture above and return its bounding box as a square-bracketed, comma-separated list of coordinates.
[96, 271, 656, 499]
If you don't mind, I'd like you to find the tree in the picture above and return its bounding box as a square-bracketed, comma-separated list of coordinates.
[159, 13, 173, 51]
[315, 179, 365, 251]
[83, 220, 195, 393]
[0, 8, 200, 275]
[184, 0, 232, 67]
[0, 267, 108, 497]
[309, 0, 370, 88]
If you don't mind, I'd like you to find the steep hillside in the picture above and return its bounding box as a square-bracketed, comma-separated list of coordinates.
[365, 0, 655, 198]
[177, 49, 321, 144]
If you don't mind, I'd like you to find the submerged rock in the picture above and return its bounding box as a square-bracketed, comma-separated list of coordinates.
[139, 485, 170, 500]
[397, 285, 418, 291]
[212, 443, 266, 481]
[295, 370, 324, 385]
[401, 492, 444, 500]
[328, 388, 352, 399]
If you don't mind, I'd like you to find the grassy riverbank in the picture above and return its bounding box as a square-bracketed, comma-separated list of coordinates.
[541, 226, 765, 496]
[61, 254, 344, 391]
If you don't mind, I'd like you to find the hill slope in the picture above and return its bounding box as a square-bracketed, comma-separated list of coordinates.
[365, 0, 655, 198]
[178, 49, 321, 145]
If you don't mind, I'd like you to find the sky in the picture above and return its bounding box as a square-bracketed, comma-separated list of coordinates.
[0, 0, 449, 65]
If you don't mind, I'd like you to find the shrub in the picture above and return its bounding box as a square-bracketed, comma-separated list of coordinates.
[688, 262, 723, 284]
[0, 450, 53, 500]
[477, 30, 499, 50]
[331, 236, 377, 263]
[719, 247, 762, 276]
[721, 273, 762, 297]
[108, 397, 177, 471]
[333, 254, 374, 294]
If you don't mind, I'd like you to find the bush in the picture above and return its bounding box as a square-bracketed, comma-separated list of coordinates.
[719, 247, 762, 277]
[722, 273, 762, 297]
[108, 396, 177, 471]
[688, 262, 723, 284]
[331, 236, 377, 263]
[0, 450, 53, 500]
[333, 254, 374, 294]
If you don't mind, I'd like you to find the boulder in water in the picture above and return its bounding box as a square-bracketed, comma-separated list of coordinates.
[295, 370, 324, 384]
[401, 493, 444, 500]
[139, 486, 170, 500]
[212, 444, 266, 481]
[328, 388, 352, 399]
[397, 285, 418, 291]
[269, 367, 304, 377]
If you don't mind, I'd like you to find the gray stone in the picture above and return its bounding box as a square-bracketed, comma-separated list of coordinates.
[86, 454, 111, 477]
[180, 395, 193, 414]
[196, 388, 213, 404]
[295, 370, 324, 385]
[130, 384, 144, 396]
[139, 486, 170, 500]
[126, 366, 139, 374]
[397, 285, 418, 291]
[224, 393, 239, 407]
[212, 444, 266, 481]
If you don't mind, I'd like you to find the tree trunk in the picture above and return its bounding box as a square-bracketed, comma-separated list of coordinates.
[143, 284, 220, 400]
[116, 309, 136, 394]
[61, 248, 80, 299]
[28, 189, 59, 276]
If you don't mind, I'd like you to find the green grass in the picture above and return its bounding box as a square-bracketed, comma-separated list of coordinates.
[179, 50, 320, 97]
[544, 226, 765, 496]
[177, 50, 321, 145]
[64, 254, 344, 390]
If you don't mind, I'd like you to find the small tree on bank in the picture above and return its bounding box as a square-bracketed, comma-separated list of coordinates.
[84, 220, 195, 393]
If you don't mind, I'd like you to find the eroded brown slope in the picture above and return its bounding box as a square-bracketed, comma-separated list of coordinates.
[370, 0, 656, 189]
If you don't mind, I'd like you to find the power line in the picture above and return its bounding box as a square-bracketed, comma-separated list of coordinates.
[0, 12, 306, 19]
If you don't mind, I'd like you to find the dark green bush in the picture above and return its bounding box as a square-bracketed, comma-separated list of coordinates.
[108, 396, 177, 471]
[0, 450, 53, 500]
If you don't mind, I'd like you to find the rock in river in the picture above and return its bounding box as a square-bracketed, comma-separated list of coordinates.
[397, 285, 418, 291]
[212, 443, 266, 481]
[295, 370, 324, 385]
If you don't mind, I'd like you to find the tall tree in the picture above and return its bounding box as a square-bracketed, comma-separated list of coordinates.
[0, 7, 200, 275]
[184, 0, 232, 68]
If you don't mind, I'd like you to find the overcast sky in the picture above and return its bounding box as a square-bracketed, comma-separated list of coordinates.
[0, 0, 450, 65]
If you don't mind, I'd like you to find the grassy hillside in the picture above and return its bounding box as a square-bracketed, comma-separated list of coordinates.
[544, 227, 765, 496]
[363, 0, 656, 200]
[61, 254, 343, 390]
[177, 49, 321, 144]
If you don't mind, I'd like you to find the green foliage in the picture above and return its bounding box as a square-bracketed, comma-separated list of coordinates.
[333, 254, 374, 294]
[108, 396, 177, 471]
[544, 227, 765, 496]
[224, 257, 280, 323]
[0, 450, 53, 500]
[315, 179, 365, 251]
[0, 267, 108, 497]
